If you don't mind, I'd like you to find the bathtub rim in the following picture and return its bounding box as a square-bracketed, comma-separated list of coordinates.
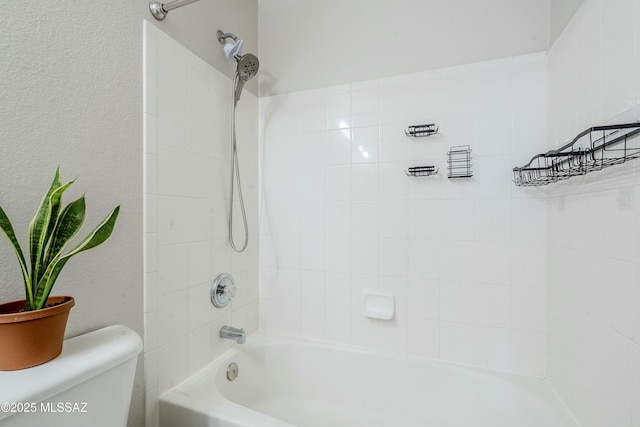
[159, 332, 581, 427]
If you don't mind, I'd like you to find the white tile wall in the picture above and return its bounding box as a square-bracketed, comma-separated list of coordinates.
[143, 2, 640, 425]
[547, 0, 640, 425]
[259, 52, 549, 376]
[143, 22, 259, 427]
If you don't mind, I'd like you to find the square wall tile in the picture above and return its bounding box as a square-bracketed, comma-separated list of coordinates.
[325, 272, 350, 309]
[474, 284, 510, 328]
[326, 129, 352, 166]
[300, 95, 326, 132]
[379, 123, 410, 163]
[408, 278, 440, 319]
[157, 196, 188, 245]
[378, 200, 409, 238]
[326, 92, 351, 130]
[326, 308, 350, 344]
[407, 317, 439, 359]
[187, 323, 212, 375]
[440, 282, 474, 324]
[474, 325, 510, 371]
[511, 287, 546, 333]
[379, 82, 411, 124]
[474, 241, 511, 285]
[352, 126, 379, 164]
[379, 163, 409, 201]
[158, 336, 188, 394]
[352, 87, 379, 128]
[326, 166, 352, 201]
[157, 244, 188, 296]
[351, 238, 379, 275]
[188, 282, 212, 331]
[378, 316, 408, 354]
[378, 239, 408, 277]
[301, 305, 327, 341]
[440, 321, 474, 365]
[350, 311, 378, 350]
[510, 331, 546, 377]
[475, 198, 511, 242]
[158, 291, 188, 346]
[325, 237, 350, 273]
[351, 164, 378, 201]
[300, 270, 326, 306]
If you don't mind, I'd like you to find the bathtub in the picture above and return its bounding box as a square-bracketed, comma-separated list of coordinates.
[159, 334, 579, 427]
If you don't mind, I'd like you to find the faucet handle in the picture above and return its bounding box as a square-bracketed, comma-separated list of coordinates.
[222, 281, 237, 298]
[211, 273, 236, 308]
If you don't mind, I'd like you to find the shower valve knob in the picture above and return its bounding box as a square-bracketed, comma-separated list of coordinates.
[219, 281, 236, 298]
[211, 273, 236, 308]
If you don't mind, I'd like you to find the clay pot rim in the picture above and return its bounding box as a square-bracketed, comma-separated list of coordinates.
[0, 296, 75, 323]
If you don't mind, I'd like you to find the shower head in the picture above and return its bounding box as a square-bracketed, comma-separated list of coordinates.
[234, 53, 259, 103]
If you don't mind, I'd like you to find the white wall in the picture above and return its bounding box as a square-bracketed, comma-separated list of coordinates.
[259, 52, 549, 376]
[143, 23, 260, 427]
[258, 0, 549, 96]
[546, 0, 640, 425]
[0, 2, 144, 425]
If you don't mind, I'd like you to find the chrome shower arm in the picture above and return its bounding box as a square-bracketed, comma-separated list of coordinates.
[149, 0, 201, 21]
[217, 30, 239, 45]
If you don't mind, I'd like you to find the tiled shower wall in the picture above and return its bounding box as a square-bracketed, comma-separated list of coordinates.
[546, 0, 640, 425]
[143, 22, 259, 427]
[259, 52, 549, 376]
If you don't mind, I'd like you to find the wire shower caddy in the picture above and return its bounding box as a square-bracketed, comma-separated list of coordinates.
[513, 123, 640, 187]
[447, 145, 473, 178]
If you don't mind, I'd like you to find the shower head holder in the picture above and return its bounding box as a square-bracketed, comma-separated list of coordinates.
[217, 30, 239, 45]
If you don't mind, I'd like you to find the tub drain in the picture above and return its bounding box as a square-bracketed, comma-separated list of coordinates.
[227, 362, 239, 381]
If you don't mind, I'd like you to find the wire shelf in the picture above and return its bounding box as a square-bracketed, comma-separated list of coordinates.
[405, 165, 438, 177]
[513, 123, 640, 187]
[405, 124, 439, 138]
[447, 145, 473, 178]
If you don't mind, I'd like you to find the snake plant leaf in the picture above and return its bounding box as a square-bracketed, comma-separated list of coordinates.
[64, 205, 120, 257]
[0, 206, 33, 309]
[33, 205, 120, 309]
[28, 175, 75, 286]
[33, 254, 69, 310]
[43, 195, 86, 270]
[34, 196, 87, 301]
[44, 171, 64, 251]
[28, 168, 60, 280]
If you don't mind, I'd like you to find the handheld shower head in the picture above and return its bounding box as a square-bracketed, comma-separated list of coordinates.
[234, 53, 259, 103]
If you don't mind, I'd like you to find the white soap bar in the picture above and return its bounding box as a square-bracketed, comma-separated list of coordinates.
[362, 293, 395, 320]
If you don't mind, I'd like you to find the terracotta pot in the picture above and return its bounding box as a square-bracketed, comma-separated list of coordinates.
[0, 296, 74, 371]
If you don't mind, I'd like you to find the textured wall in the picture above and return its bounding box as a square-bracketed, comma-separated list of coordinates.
[0, 1, 144, 426]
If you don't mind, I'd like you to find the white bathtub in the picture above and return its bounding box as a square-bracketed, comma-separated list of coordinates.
[159, 334, 579, 427]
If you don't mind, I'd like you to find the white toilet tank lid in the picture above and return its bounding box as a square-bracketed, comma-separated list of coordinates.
[0, 325, 142, 407]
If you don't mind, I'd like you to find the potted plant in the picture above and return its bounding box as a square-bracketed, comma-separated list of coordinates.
[0, 168, 119, 370]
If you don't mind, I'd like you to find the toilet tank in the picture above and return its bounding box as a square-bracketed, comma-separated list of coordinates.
[0, 325, 142, 427]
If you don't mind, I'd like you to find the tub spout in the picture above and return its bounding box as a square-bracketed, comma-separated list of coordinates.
[219, 325, 246, 344]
